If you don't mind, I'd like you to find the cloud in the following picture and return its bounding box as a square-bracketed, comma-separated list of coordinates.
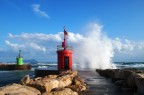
[31, 4, 50, 18]
[112, 38, 135, 52]
[8, 32, 63, 42]
[4, 32, 83, 62]
[5, 40, 46, 52]
[2, 22, 144, 63]
[112, 38, 144, 62]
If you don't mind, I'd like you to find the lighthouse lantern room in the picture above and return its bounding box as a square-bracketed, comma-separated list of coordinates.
[57, 28, 73, 70]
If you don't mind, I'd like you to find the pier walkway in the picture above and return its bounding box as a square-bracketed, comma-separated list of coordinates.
[78, 70, 133, 95]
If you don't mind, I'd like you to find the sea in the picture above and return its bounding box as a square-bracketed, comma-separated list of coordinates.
[0, 62, 144, 87]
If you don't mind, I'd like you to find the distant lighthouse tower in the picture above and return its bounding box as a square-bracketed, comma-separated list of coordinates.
[16, 50, 23, 65]
[57, 27, 73, 70]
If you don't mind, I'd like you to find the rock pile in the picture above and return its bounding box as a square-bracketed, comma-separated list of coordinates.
[0, 70, 86, 95]
[96, 69, 144, 94]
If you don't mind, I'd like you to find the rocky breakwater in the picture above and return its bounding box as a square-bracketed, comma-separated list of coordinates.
[96, 69, 144, 94]
[0, 70, 86, 95]
[0, 64, 31, 70]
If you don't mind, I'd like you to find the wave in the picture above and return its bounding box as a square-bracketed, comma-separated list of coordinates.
[115, 62, 144, 69]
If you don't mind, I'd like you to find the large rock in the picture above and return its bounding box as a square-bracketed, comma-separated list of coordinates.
[127, 72, 137, 89]
[60, 70, 77, 77]
[68, 85, 86, 92]
[58, 75, 73, 87]
[135, 73, 144, 94]
[67, 76, 86, 92]
[114, 69, 132, 80]
[27, 78, 59, 93]
[43, 88, 78, 95]
[73, 76, 85, 85]
[96, 69, 115, 78]
[97, 69, 133, 82]
[0, 83, 41, 95]
[21, 75, 31, 85]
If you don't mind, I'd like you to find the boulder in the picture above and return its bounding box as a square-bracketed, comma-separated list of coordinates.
[27, 78, 59, 93]
[68, 85, 86, 92]
[114, 80, 127, 87]
[113, 69, 132, 80]
[127, 72, 137, 89]
[43, 88, 78, 95]
[0, 83, 41, 95]
[58, 75, 73, 87]
[60, 70, 77, 77]
[96, 69, 115, 78]
[73, 76, 85, 85]
[21, 75, 31, 85]
[135, 73, 144, 94]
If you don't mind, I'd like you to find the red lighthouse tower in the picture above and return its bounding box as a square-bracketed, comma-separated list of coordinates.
[57, 28, 73, 70]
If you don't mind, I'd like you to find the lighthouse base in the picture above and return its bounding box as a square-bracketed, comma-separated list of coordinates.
[35, 68, 69, 77]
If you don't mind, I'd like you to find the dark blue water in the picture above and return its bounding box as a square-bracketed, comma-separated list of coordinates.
[0, 70, 34, 87]
[0, 62, 144, 87]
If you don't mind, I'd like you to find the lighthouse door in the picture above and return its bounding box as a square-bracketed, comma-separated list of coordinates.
[64, 56, 69, 69]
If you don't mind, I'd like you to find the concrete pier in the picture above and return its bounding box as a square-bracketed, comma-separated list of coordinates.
[78, 70, 133, 95]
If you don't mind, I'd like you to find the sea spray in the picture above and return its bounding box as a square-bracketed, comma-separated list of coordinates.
[73, 23, 116, 69]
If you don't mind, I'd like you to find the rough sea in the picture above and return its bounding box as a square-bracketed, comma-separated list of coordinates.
[0, 62, 144, 87]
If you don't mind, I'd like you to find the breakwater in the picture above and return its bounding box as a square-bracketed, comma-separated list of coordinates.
[0, 64, 31, 70]
[96, 69, 144, 95]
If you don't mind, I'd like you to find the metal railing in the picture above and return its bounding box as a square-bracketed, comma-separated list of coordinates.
[57, 45, 73, 51]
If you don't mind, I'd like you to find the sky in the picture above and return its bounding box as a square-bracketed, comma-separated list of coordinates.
[0, 0, 144, 62]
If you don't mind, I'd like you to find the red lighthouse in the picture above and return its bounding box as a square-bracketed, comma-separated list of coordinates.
[57, 28, 73, 70]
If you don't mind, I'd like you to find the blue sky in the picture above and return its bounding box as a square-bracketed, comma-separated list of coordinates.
[0, 0, 144, 62]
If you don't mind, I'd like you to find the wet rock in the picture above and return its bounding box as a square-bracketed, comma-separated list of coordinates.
[0, 83, 41, 95]
[96, 69, 144, 94]
[114, 69, 132, 79]
[96, 69, 115, 78]
[115, 80, 127, 87]
[127, 72, 137, 89]
[135, 73, 144, 94]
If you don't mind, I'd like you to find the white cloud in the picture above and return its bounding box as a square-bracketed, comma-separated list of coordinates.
[4, 32, 83, 62]
[29, 43, 46, 52]
[8, 33, 63, 42]
[5, 40, 46, 52]
[31, 4, 50, 18]
[5, 40, 25, 51]
[112, 38, 135, 52]
[2, 23, 144, 63]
